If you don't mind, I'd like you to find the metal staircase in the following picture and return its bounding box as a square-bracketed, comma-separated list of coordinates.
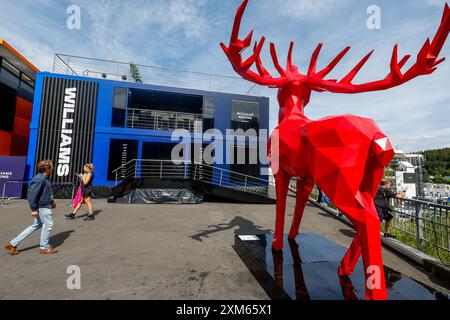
[110, 159, 276, 204]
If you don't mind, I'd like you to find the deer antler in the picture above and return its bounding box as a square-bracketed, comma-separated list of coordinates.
[220, 0, 290, 87]
[307, 3, 450, 94]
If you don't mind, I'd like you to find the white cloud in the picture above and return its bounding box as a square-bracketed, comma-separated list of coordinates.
[0, 0, 448, 152]
[270, 0, 347, 19]
[424, 0, 448, 7]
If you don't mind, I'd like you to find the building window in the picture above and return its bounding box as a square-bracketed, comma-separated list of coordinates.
[0, 82, 17, 132]
[203, 96, 215, 132]
[126, 89, 202, 132]
[0, 65, 20, 90]
[18, 80, 34, 101]
[111, 87, 128, 127]
[231, 100, 260, 131]
[142, 142, 182, 160]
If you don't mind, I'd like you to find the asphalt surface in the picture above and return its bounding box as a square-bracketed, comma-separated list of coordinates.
[0, 198, 448, 299]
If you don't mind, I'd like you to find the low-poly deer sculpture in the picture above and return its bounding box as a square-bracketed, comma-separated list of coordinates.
[221, 0, 450, 300]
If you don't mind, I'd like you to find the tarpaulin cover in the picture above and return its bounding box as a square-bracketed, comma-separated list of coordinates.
[115, 188, 203, 204]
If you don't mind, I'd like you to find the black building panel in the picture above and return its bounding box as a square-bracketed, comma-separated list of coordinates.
[34, 77, 98, 183]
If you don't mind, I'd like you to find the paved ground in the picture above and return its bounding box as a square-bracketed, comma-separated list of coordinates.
[0, 198, 448, 300]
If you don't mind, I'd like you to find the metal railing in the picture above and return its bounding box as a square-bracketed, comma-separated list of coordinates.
[126, 108, 202, 133]
[53, 53, 261, 95]
[112, 159, 273, 197]
[308, 185, 450, 265]
[1, 180, 76, 207]
[390, 197, 449, 264]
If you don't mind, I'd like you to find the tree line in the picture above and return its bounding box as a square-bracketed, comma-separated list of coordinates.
[419, 148, 450, 184]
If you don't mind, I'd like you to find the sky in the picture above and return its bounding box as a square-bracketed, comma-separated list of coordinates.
[0, 0, 449, 152]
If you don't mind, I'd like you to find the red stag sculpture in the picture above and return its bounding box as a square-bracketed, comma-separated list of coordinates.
[221, 0, 450, 300]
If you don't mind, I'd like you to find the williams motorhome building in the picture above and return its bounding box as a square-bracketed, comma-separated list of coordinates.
[26, 72, 270, 199]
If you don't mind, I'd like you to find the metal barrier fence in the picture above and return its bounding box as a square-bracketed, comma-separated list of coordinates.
[308, 185, 450, 264]
[126, 108, 202, 133]
[391, 197, 449, 264]
[1, 180, 76, 207]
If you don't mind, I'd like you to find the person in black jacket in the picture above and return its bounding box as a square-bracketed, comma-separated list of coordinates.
[4, 160, 58, 255]
[374, 180, 406, 238]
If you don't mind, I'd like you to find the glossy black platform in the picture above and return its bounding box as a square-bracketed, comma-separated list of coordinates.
[234, 233, 448, 300]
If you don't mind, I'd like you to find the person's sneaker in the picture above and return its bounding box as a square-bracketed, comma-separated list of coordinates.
[40, 247, 58, 254]
[384, 233, 397, 239]
[4, 243, 19, 255]
[65, 213, 75, 220]
[84, 214, 95, 221]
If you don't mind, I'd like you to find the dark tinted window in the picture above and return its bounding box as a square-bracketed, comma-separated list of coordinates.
[0, 82, 17, 132]
[0, 67, 20, 90]
[142, 142, 181, 160]
[203, 96, 215, 131]
[17, 81, 34, 102]
[128, 89, 202, 114]
[112, 87, 127, 127]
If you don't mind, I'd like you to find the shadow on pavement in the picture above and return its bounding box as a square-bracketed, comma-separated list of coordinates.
[339, 228, 356, 238]
[76, 210, 103, 219]
[190, 216, 272, 242]
[19, 230, 75, 252]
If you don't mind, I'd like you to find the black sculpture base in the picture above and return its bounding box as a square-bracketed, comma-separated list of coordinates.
[234, 233, 448, 300]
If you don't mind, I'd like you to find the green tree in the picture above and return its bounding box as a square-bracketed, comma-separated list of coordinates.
[129, 63, 143, 83]
[419, 148, 450, 184]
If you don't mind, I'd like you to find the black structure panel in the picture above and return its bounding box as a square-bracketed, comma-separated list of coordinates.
[403, 172, 416, 184]
[0, 82, 17, 132]
[107, 139, 139, 181]
[34, 77, 98, 183]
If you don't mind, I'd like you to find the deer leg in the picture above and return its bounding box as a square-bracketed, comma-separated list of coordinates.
[333, 193, 387, 300]
[358, 213, 388, 300]
[273, 169, 291, 251]
[288, 177, 315, 239]
[338, 232, 362, 276]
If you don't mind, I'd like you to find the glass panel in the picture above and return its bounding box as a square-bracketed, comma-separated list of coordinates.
[0, 67, 20, 90]
[203, 96, 214, 132]
[18, 81, 34, 102]
[21, 73, 35, 88]
[128, 88, 202, 114]
[2, 59, 20, 78]
[111, 87, 127, 127]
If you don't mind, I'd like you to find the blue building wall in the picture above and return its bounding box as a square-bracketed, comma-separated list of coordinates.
[27, 72, 270, 187]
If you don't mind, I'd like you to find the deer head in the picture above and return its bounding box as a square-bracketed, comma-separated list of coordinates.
[221, 0, 450, 108]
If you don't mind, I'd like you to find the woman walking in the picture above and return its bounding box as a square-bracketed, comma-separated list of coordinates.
[66, 163, 95, 221]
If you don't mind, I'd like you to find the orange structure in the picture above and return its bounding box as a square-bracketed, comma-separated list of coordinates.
[0, 39, 38, 156]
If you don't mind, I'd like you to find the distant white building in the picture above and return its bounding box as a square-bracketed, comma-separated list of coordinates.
[394, 161, 417, 198]
[390, 150, 426, 199]
[424, 183, 450, 198]
[394, 151, 425, 167]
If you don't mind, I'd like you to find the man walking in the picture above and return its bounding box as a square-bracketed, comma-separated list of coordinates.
[4, 160, 58, 255]
[374, 180, 406, 238]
